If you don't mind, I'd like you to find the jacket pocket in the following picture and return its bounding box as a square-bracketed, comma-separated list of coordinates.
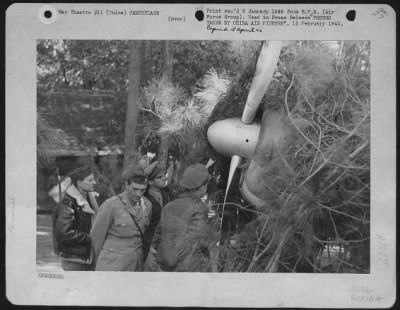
[114, 216, 136, 237]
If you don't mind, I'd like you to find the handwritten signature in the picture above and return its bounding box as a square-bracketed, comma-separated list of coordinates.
[372, 8, 388, 19]
[8, 195, 16, 232]
[207, 24, 262, 34]
[350, 286, 384, 303]
[377, 234, 389, 266]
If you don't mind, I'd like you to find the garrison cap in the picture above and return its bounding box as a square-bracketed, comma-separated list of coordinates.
[122, 165, 149, 187]
[179, 164, 210, 190]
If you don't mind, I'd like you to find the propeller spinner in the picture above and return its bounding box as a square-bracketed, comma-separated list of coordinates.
[207, 40, 283, 207]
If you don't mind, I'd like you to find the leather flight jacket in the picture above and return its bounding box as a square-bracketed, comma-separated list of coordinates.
[53, 189, 94, 262]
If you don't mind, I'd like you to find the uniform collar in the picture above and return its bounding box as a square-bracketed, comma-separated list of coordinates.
[66, 185, 95, 215]
[177, 191, 202, 202]
[121, 191, 145, 210]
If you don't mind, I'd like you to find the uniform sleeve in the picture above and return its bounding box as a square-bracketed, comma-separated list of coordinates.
[185, 203, 209, 242]
[174, 203, 210, 261]
[144, 197, 153, 228]
[151, 215, 162, 251]
[55, 201, 91, 247]
[90, 200, 114, 260]
[150, 200, 165, 251]
[147, 198, 161, 232]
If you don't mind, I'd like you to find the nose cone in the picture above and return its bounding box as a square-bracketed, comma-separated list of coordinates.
[207, 118, 260, 158]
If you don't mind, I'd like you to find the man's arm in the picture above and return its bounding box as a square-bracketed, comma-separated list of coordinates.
[150, 213, 162, 252]
[55, 201, 90, 246]
[90, 200, 114, 260]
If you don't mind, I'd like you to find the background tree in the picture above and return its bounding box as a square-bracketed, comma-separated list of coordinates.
[157, 41, 174, 173]
[37, 39, 247, 193]
[123, 41, 146, 170]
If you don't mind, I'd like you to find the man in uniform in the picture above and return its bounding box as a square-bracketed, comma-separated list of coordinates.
[91, 167, 152, 271]
[142, 164, 169, 262]
[153, 163, 214, 272]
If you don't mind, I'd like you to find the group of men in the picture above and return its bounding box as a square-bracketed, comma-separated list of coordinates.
[52, 161, 214, 272]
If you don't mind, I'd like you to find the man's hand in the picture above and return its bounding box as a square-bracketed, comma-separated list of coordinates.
[205, 158, 216, 169]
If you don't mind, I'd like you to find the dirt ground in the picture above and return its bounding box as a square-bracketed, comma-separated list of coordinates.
[36, 212, 62, 272]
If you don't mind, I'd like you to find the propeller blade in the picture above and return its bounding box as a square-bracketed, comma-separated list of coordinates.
[241, 41, 283, 124]
[220, 154, 242, 240]
[224, 154, 242, 201]
[218, 41, 284, 230]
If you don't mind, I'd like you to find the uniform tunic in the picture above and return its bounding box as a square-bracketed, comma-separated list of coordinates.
[91, 193, 152, 271]
[154, 192, 211, 272]
[143, 186, 166, 259]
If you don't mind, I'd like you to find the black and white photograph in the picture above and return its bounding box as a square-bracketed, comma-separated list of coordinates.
[6, 3, 395, 308]
[36, 39, 371, 274]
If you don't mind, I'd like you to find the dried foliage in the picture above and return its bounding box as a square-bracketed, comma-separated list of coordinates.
[208, 42, 262, 124]
[194, 69, 231, 115]
[191, 41, 370, 273]
[230, 40, 261, 71]
[143, 75, 187, 125]
[288, 45, 335, 101]
[142, 70, 230, 163]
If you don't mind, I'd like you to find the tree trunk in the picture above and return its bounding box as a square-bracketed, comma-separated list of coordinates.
[163, 41, 173, 80]
[123, 41, 145, 170]
[158, 132, 170, 172]
[143, 41, 152, 83]
[157, 41, 174, 173]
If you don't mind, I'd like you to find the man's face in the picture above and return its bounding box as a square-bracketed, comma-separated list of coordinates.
[152, 174, 168, 188]
[126, 182, 147, 204]
[77, 173, 96, 193]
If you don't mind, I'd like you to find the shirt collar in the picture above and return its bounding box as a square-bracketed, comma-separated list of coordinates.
[121, 191, 145, 209]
